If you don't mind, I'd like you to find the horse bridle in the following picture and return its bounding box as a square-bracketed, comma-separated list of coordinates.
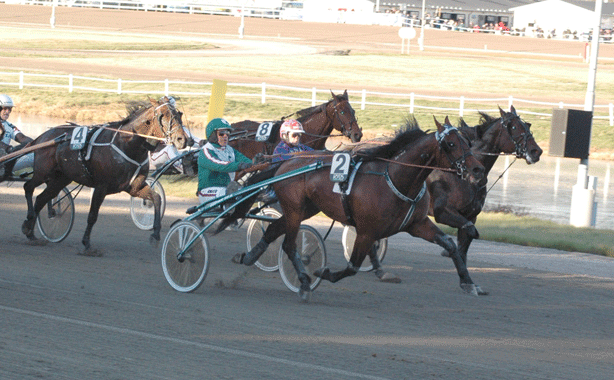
[330, 99, 360, 139]
[154, 102, 183, 144]
[501, 112, 534, 158]
[436, 124, 474, 179]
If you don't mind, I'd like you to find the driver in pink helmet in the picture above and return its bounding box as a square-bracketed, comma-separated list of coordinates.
[272, 119, 313, 162]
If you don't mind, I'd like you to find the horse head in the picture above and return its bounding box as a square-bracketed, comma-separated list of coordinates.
[149, 96, 188, 150]
[329, 90, 362, 143]
[497, 105, 542, 164]
[434, 116, 484, 184]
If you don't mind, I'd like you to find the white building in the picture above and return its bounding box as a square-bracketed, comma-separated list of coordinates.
[510, 0, 614, 35]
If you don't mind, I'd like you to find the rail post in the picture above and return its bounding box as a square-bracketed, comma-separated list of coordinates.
[69, 74, 73, 93]
[312, 87, 317, 106]
[261, 82, 266, 104]
[410, 92, 415, 114]
[361, 89, 366, 110]
[164, 79, 169, 97]
[609, 103, 613, 126]
[117, 78, 122, 95]
[19, 71, 24, 90]
[459, 96, 465, 117]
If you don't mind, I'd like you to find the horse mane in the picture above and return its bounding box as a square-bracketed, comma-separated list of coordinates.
[294, 92, 348, 122]
[122, 101, 153, 125]
[474, 111, 500, 138]
[295, 104, 326, 122]
[356, 116, 426, 160]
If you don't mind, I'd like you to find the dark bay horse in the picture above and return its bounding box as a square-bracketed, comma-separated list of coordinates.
[217, 116, 486, 301]
[427, 105, 543, 262]
[229, 90, 362, 159]
[22, 97, 187, 254]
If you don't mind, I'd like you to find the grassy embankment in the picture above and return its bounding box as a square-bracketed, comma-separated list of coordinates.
[2, 27, 614, 257]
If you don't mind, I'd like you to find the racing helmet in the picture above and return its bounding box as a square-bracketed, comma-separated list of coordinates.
[0, 94, 15, 108]
[206, 118, 233, 144]
[279, 119, 304, 143]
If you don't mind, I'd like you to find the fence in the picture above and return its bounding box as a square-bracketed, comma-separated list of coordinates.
[2, 70, 613, 126]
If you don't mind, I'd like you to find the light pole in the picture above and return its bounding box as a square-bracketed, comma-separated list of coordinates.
[419, 0, 425, 50]
[569, 0, 603, 227]
[238, 2, 245, 39]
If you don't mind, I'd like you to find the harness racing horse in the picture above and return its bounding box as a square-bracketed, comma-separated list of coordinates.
[216, 116, 486, 301]
[229, 90, 362, 159]
[21, 97, 187, 254]
[427, 105, 543, 263]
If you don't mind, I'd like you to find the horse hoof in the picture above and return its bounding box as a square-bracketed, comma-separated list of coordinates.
[378, 272, 402, 283]
[78, 248, 103, 257]
[149, 235, 160, 247]
[298, 288, 311, 303]
[460, 283, 487, 296]
[231, 253, 245, 264]
[474, 285, 489, 296]
[440, 250, 451, 257]
[26, 238, 48, 246]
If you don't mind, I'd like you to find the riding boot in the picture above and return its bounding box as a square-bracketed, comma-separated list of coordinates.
[241, 238, 269, 266]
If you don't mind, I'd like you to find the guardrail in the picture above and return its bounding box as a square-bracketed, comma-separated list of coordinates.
[1, 70, 613, 126]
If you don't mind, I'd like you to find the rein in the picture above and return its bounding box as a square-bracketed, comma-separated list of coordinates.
[486, 156, 517, 193]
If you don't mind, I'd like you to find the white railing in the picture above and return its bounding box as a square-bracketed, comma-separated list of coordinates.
[1, 70, 613, 125]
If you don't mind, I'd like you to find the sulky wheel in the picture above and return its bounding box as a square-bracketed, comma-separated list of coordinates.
[246, 207, 283, 272]
[278, 224, 326, 293]
[341, 225, 388, 272]
[161, 221, 209, 293]
[36, 187, 75, 243]
[131, 177, 166, 231]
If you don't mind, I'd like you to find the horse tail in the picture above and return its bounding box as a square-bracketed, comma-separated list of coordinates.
[212, 163, 281, 235]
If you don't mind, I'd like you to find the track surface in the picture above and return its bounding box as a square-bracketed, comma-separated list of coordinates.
[1, 183, 614, 380]
[1, 6, 614, 379]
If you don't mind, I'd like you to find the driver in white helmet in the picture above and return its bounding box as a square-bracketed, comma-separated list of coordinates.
[149, 96, 203, 175]
[272, 119, 313, 162]
[0, 94, 34, 178]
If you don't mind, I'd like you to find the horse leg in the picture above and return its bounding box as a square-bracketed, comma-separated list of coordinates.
[129, 180, 162, 246]
[407, 217, 488, 296]
[280, 211, 315, 302]
[456, 220, 479, 264]
[368, 244, 401, 283]
[80, 186, 108, 256]
[22, 177, 69, 242]
[315, 235, 375, 284]
[237, 216, 287, 265]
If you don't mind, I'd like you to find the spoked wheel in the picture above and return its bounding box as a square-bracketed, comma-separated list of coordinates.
[246, 207, 283, 272]
[342, 225, 388, 272]
[278, 225, 326, 293]
[161, 221, 210, 293]
[36, 187, 75, 243]
[130, 178, 166, 231]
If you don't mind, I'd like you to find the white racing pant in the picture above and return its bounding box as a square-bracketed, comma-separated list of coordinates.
[13, 152, 34, 174]
[197, 187, 227, 205]
[150, 145, 183, 174]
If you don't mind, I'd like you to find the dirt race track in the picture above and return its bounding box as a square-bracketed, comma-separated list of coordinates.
[1, 6, 614, 380]
[1, 177, 614, 380]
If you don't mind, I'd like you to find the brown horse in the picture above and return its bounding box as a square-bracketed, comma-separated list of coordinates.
[427, 105, 543, 263]
[21, 97, 187, 254]
[217, 116, 486, 301]
[228, 90, 362, 159]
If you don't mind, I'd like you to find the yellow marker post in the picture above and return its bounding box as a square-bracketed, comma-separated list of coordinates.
[207, 79, 228, 123]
